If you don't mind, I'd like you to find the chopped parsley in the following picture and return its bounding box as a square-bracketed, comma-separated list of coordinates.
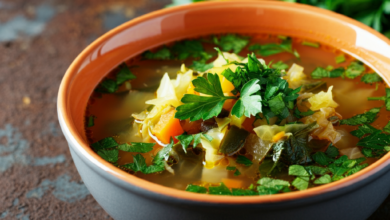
[311, 67, 344, 79]
[190, 60, 214, 72]
[301, 41, 320, 48]
[213, 34, 250, 53]
[367, 88, 390, 110]
[87, 116, 95, 127]
[340, 107, 381, 126]
[236, 155, 253, 166]
[249, 38, 300, 58]
[95, 64, 137, 93]
[185, 184, 207, 194]
[345, 61, 365, 79]
[209, 183, 232, 195]
[116, 64, 136, 85]
[91, 137, 118, 151]
[335, 55, 346, 64]
[313, 174, 331, 184]
[143, 47, 171, 60]
[97, 149, 119, 163]
[271, 61, 289, 70]
[361, 73, 382, 84]
[231, 79, 262, 118]
[117, 142, 155, 153]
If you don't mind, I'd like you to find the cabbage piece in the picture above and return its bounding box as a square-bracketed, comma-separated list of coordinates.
[212, 52, 242, 67]
[339, 147, 364, 159]
[172, 65, 194, 100]
[201, 127, 227, 169]
[146, 73, 181, 107]
[308, 86, 338, 111]
[140, 105, 172, 142]
[296, 93, 314, 112]
[244, 134, 273, 163]
[215, 117, 231, 131]
[201, 164, 228, 184]
[284, 63, 307, 89]
[300, 107, 342, 143]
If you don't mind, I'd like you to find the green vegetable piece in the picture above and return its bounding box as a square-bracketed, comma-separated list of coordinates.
[191, 61, 214, 72]
[257, 177, 290, 188]
[329, 67, 345, 78]
[340, 107, 381, 126]
[116, 64, 136, 85]
[232, 188, 257, 196]
[345, 164, 369, 176]
[302, 41, 320, 48]
[91, 137, 118, 151]
[272, 61, 289, 70]
[172, 40, 211, 61]
[185, 184, 208, 194]
[97, 149, 119, 163]
[234, 169, 241, 176]
[300, 110, 315, 117]
[213, 34, 250, 53]
[304, 166, 330, 176]
[231, 79, 262, 118]
[175, 73, 237, 121]
[314, 174, 332, 184]
[357, 130, 390, 150]
[335, 55, 346, 64]
[325, 144, 339, 158]
[312, 152, 334, 166]
[219, 125, 250, 156]
[87, 116, 95, 128]
[236, 155, 253, 167]
[117, 142, 155, 153]
[202, 134, 213, 142]
[125, 154, 147, 172]
[143, 47, 171, 60]
[345, 61, 365, 79]
[361, 148, 373, 157]
[268, 93, 286, 115]
[361, 73, 382, 84]
[209, 183, 232, 195]
[289, 165, 310, 176]
[193, 133, 202, 148]
[292, 176, 310, 190]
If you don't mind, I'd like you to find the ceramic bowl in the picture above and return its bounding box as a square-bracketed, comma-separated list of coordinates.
[58, 1, 390, 219]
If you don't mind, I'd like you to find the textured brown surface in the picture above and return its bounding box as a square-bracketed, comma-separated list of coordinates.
[0, 0, 389, 219]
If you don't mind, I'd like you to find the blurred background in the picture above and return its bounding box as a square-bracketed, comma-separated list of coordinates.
[0, 0, 389, 219]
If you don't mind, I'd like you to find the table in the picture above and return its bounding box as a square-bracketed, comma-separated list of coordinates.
[0, 0, 388, 219]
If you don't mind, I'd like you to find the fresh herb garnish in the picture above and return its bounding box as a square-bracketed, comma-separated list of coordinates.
[236, 155, 253, 166]
[313, 174, 332, 184]
[340, 107, 381, 125]
[302, 41, 320, 48]
[272, 61, 289, 70]
[335, 55, 346, 64]
[117, 142, 155, 153]
[209, 183, 232, 195]
[311, 67, 344, 79]
[213, 34, 250, 53]
[87, 115, 95, 127]
[185, 184, 208, 194]
[361, 73, 382, 84]
[97, 149, 119, 163]
[116, 64, 137, 85]
[91, 137, 118, 151]
[367, 88, 390, 110]
[190, 60, 214, 72]
[231, 79, 262, 118]
[172, 40, 212, 61]
[345, 61, 365, 79]
[249, 38, 300, 58]
[143, 47, 171, 60]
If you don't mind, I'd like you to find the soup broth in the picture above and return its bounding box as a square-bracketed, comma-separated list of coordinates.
[85, 34, 390, 195]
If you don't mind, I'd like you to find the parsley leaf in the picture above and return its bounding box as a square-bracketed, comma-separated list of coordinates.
[249, 38, 300, 58]
[385, 121, 390, 133]
[257, 177, 290, 195]
[361, 73, 383, 84]
[87, 115, 95, 128]
[175, 73, 237, 121]
[311, 67, 344, 79]
[288, 165, 310, 176]
[345, 61, 365, 79]
[350, 124, 379, 138]
[190, 61, 214, 72]
[312, 152, 334, 166]
[117, 142, 155, 153]
[209, 183, 232, 195]
[143, 47, 171, 60]
[226, 166, 236, 171]
[172, 40, 212, 61]
[234, 169, 241, 176]
[340, 107, 381, 125]
[116, 64, 136, 85]
[272, 61, 289, 70]
[368, 88, 390, 111]
[97, 149, 119, 163]
[236, 155, 253, 166]
[176, 133, 194, 153]
[231, 79, 262, 117]
[292, 176, 310, 190]
[325, 144, 339, 158]
[232, 189, 257, 196]
[185, 184, 208, 194]
[213, 34, 250, 53]
[91, 137, 118, 151]
[313, 174, 332, 184]
[357, 129, 390, 150]
[335, 55, 346, 64]
[97, 79, 118, 93]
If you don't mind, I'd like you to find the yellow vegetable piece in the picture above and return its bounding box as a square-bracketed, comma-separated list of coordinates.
[308, 86, 338, 111]
[272, 131, 286, 143]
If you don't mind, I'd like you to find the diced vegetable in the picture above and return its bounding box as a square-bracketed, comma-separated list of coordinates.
[152, 108, 184, 144]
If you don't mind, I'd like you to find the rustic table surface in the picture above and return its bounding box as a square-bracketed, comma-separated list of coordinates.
[0, 0, 389, 219]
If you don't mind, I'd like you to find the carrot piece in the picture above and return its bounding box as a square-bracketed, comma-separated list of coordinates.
[272, 131, 286, 143]
[222, 178, 244, 189]
[152, 108, 184, 144]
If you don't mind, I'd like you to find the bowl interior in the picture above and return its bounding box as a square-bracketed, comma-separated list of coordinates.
[58, 0, 390, 203]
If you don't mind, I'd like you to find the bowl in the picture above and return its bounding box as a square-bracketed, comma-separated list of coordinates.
[57, 1, 390, 219]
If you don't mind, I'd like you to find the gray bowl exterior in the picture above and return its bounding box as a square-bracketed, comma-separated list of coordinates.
[65, 134, 390, 220]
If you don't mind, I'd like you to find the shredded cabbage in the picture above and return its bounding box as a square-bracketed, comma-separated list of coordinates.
[201, 127, 227, 169]
[308, 86, 338, 111]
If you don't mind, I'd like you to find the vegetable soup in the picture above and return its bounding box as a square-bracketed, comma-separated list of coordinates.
[85, 34, 390, 195]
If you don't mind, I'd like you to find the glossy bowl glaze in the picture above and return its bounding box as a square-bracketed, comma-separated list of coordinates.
[58, 1, 390, 219]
